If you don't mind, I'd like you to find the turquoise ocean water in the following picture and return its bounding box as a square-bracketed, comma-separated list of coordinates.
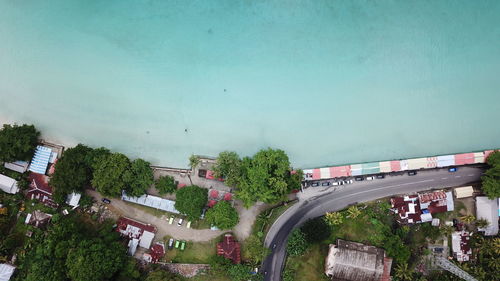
[1, 0, 499, 168]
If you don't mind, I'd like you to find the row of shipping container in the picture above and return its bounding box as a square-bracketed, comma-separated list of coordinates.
[303, 150, 495, 181]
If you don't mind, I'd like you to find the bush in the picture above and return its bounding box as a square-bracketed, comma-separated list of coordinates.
[174, 185, 208, 221]
[0, 124, 40, 162]
[287, 229, 307, 256]
[155, 175, 177, 195]
[301, 217, 331, 243]
[205, 201, 239, 229]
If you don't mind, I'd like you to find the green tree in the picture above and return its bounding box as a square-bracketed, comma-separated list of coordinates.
[460, 214, 475, 224]
[228, 264, 260, 281]
[145, 270, 183, 281]
[50, 144, 95, 203]
[243, 235, 270, 265]
[213, 151, 242, 186]
[301, 217, 331, 243]
[66, 238, 126, 281]
[394, 263, 414, 281]
[236, 148, 294, 207]
[325, 212, 344, 226]
[205, 201, 239, 229]
[482, 150, 500, 199]
[123, 158, 153, 197]
[92, 153, 131, 197]
[0, 124, 40, 162]
[287, 229, 307, 256]
[155, 175, 177, 195]
[475, 218, 490, 229]
[174, 185, 208, 221]
[347, 205, 361, 219]
[189, 154, 200, 170]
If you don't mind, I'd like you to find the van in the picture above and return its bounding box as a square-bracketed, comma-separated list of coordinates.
[169, 217, 174, 224]
[168, 238, 174, 249]
[408, 171, 417, 176]
[177, 218, 184, 226]
[366, 176, 374, 181]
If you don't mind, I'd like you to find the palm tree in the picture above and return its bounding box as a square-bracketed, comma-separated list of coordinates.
[394, 263, 414, 281]
[475, 218, 489, 229]
[188, 154, 200, 171]
[347, 205, 362, 219]
[325, 212, 343, 226]
[493, 237, 500, 255]
[460, 214, 475, 224]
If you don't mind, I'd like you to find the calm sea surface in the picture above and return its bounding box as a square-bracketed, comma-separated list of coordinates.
[1, 0, 499, 168]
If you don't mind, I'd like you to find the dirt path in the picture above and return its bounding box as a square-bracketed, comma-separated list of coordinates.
[233, 201, 269, 240]
[87, 190, 226, 242]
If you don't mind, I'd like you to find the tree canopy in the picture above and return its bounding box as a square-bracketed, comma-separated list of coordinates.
[213, 151, 242, 187]
[155, 175, 177, 195]
[0, 124, 40, 162]
[300, 217, 331, 243]
[286, 229, 307, 256]
[123, 158, 154, 197]
[482, 150, 500, 199]
[50, 144, 95, 203]
[91, 153, 131, 197]
[205, 201, 239, 229]
[145, 270, 183, 281]
[174, 185, 208, 220]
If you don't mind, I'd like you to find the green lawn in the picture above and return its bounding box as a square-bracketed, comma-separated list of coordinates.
[285, 244, 330, 281]
[163, 236, 219, 264]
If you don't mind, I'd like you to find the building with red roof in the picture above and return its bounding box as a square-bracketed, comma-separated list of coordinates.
[217, 234, 241, 264]
[452, 231, 472, 262]
[223, 193, 232, 201]
[210, 189, 219, 199]
[143, 242, 165, 263]
[391, 191, 454, 225]
[116, 217, 157, 255]
[26, 173, 58, 208]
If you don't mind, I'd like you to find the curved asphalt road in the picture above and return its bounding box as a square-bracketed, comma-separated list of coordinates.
[262, 166, 485, 281]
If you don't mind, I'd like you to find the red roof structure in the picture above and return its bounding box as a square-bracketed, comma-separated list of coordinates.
[208, 200, 217, 208]
[390, 161, 401, 172]
[330, 166, 351, 177]
[148, 242, 165, 263]
[26, 173, 58, 208]
[454, 153, 475, 165]
[210, 189, 219, 199]
[223, 193, 232, 201]
[116, 217, 157, 238]
[312, 169, 321, 180]
[217, 234, 241, 264]
[177, 183, 187, 188]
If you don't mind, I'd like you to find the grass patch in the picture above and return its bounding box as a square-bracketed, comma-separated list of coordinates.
[124, 202, 171, 218]
[285, 244, 330, 281]
[162, 236, 219, 264]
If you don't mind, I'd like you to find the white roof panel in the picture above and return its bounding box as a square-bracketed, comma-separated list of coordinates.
[476, 197, 499, 236]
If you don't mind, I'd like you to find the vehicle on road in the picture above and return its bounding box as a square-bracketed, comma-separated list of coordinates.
[175, 240, 180, 248]
[180, 241, 186, 250]
[366, 176, 374, 181]
[311, 182, 320, 187]
[168, 217, 174, 224]
[448, 167, 458, 172]
[101, 198, 111, 204]
[322, 181, 330, 186]
[187, 221, 192, 228]
[354, 176, 364, 181]
[376, 174, 385, 179]
[332, 181, 340, 186]
[177, 218, 184, 226]
[168, 238, 174, 249]
[408, 171, 417, 176]
[343, 179, 353, 185]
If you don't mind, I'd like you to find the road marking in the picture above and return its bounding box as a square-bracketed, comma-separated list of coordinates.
[468, 174, 474, 176]
[441, 177, 448, 180]
[455, 175, 461, 178]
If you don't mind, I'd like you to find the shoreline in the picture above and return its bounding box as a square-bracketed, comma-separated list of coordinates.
[1, 117, 497, 172]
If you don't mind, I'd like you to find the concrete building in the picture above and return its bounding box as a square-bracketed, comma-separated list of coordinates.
[116, 217, 157, 255]
[451, 231, 472, 262]
[476, 197, 499, 236]
[454, 186, 474, 199]
[0, 174, 19, 194]
[4, 161, 29, 173]
[325, 239, 392, 281]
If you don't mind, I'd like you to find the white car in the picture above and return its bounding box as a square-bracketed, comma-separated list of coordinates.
[343, 179, 353, 185]
[332, 181, 340, 186]
[366, 176, 374, 181]
[177, 218, 184, 226]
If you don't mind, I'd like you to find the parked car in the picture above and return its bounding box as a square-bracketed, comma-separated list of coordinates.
[322, 181, 331, 186]
[168, 217, 174, 224]
[311, 182, 320, 187]
[376, 174, 385, 179]
[168, 238, 174, 249]
[408, 171, 417, 176]
[366, 176, 374, 181]
[354, 176, 364, 181]
[177, 218, 184, 226]
[180, 241, 186, 251]
[186, 221, 192, 229]
[343, 179, 353, 185]
[175, 240, 180, 248]
[448, 167, 458, 172]
[101, 198, 111, 204]
[332, 181, 340, 186]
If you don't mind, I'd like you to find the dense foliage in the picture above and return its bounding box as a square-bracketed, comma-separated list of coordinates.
[92, 153, 131, 197]
[243, 234, 271, 265]
[300, 217, 331, 243]
[123, 158, 154, 197]
[212, 151, 242, 187]
[50, 144, 96, 203]
[174, 185, 208, 221]
[209, 255, 262, 281]
[155, 175, 177, 195]
[482, 150, 500, 199]
[205, 200, 239, 229]
[286, 229, 307, 256]
[212, 148, 301, 207]
[0, 124, 40, 162]
[145, 270, 183, 281]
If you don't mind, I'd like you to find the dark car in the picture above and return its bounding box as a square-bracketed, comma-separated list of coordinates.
[102, 198, 111, 204]
[321, 181, 331, 186]
[311, 182, 320, 187]
[448, 167, 458, 172]
[354, 176, 364, 181]
[376, 174, 385, 179]
[408, 171, 417, 176]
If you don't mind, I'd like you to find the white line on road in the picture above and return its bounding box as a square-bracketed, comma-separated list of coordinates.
[455, 175, 461, 178]
[468, 174, 474, 176]
[441, 177, 448, 180]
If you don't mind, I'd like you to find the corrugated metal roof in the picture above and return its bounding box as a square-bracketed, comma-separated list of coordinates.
[407, 158, 427, 170]
[0, 174, 18, 194]
[473, 152, 484, 164]
[379, 161, 391, 173]
[122, 192, 179, 214]
[350, 164, 362, 176]
[28, 146, 52, 175]
[0, 264, 15, 281]
[437, 155, 455, 167]
[361, 162, 380, 175]
[454, 186, 473, 198]
[476, 197, 499, 236]
[320, 167, 331, 179]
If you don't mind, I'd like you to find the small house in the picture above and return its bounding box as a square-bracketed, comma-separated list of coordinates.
[216, 234, 241, 264]
[454, 186, 474, 199]
[116, 217, 157, 255]
[0, 263, 15, 281]
[25, 210, 53, 228]
[26, 173, 58, 208]
[451, 231, 472, 262]
[0, 174, 19, 194]
[476, 197, 499, 236]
